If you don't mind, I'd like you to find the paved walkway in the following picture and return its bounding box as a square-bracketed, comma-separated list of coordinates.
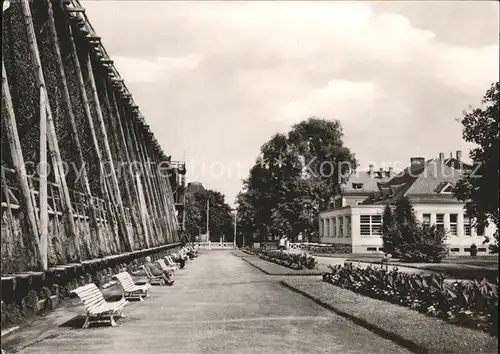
[2, 252, 409, 354]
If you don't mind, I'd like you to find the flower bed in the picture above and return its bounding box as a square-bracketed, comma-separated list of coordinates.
[322, 263, 498, 335]
[259, 249, 318, 270]
[242, 247, 318, 270]
[300, 244, 352, 255]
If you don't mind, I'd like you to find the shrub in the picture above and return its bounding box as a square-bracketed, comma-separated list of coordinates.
[382, 197, 449, 263]
[323, 263, 498, 335]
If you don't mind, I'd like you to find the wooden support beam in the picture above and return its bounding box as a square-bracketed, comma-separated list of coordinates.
[124, 118, 156, 246]
[85, 52, 133, 252]
[39, 86, 49, 269]
[101, 81, 141, 250]
[1, 166, 16, 238]
[21, 0, 81, 267]
[45, 0, 102, 256]
[67, 24, 120, 255]
[115, 96, 150, 248]
[2, 63, 42, 268]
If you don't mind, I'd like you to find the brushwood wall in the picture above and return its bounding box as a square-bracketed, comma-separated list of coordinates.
[1, 0, 180, 273]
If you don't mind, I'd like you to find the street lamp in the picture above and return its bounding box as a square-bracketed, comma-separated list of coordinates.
[232, 209, 237, 249]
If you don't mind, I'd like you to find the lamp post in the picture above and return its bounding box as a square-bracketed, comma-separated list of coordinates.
[233, 209, 237, 249]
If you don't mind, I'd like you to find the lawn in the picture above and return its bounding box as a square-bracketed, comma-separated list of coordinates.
[281, 278, 498, 354]
[347, 255, 498, 282]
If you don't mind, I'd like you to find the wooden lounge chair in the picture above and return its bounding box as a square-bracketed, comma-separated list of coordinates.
[138, 265, 165, 286]
[71, 283, 128, 328]
[165, 256, 180, 270]
[158, 258, 176, 274]
[113, 272, 152, 301]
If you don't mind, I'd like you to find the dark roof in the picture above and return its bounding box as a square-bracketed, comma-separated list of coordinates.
[443, 157, 472, 170]
[341, 170, 393, 195]
[185, 182, 206, 195]
[364, 159, 465, 205]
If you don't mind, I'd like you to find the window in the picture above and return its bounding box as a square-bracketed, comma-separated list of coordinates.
[320, 219, 324, 237]
[360, 215, 382, 236]
[464, 216, 471, 236]
[339, 217, 344, 237]
[367, 247, 377, 251]
[371, 215, 382, 235]
[378, 247, 384, 252]
[332, 218, 337, 237]
[478, 248, 486, 252]
[352, 183, 363, 190]
[345, 216, 351, 237]
[450, 248, 459, 252]
[325, 218, 330, 237]
[449, 214, 458, 235]
[436, 214, 444, 232]
[422, 214, 431, 226]
[441, 184, 453, 193]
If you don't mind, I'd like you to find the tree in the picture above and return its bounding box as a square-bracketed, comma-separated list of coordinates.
[381, 204, 398, 255]
[381, 197, 448, 262]
[237, 117, 356, 243]
[184, 188, 234, 242]
[453, 82, 499, 252]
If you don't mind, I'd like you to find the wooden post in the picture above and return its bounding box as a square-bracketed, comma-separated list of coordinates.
[39, 86, 48, 269]
[84, 53, 132, 251]
[2, 62, 43, 268]
[117, 104, 151, 248]
[101, 81, 141, 249]
[136, 172, 150, 248]
[21, 0, 81, 264]
[122, 115, 156, 244]
[1, 166, 16, 237]
[146, 145, 173, 244]
[65, 24, 125, 253]
[142, 142, 169, 243]
[156, 152, 174, 243]
[164, 168, 180, 242]
[45, 0, 102, 254]
[129, 122, 162, 245]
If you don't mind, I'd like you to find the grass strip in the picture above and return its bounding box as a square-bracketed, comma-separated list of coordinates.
[281, 278, 498, 354]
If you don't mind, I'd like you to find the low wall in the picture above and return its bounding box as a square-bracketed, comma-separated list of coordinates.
[0, 242, 181, 331]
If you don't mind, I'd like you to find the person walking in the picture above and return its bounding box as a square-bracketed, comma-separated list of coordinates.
[144, 256, 174, 285]
[278, 236, 286, 251]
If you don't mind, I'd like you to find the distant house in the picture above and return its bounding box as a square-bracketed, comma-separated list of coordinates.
[318, 151, 496, 255]
[185, 181, 206, 195]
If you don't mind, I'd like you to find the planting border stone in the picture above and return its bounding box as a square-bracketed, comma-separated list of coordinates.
[281, 278, 498, 354]
[241, 256, 325, 276]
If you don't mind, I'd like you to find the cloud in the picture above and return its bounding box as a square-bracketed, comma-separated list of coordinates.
[82, 1, 499, 204]
[113, 54, 204, 83]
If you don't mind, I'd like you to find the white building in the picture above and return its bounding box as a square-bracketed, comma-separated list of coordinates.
[319, 151, 496, 255]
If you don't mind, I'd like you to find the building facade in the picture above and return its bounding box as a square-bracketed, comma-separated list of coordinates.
[319, 151, 496, 254]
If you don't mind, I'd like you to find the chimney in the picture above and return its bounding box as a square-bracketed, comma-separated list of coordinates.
[368, 164, 374, 177]
[387, 167, 393, 177]
[439, 152, 444, 162]
[379, 167, 383, 177]
[456, 150, 462, 161]
[410, 157, 425, 166]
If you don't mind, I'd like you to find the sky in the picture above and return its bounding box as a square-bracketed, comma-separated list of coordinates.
[82, 0, 499, 206]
